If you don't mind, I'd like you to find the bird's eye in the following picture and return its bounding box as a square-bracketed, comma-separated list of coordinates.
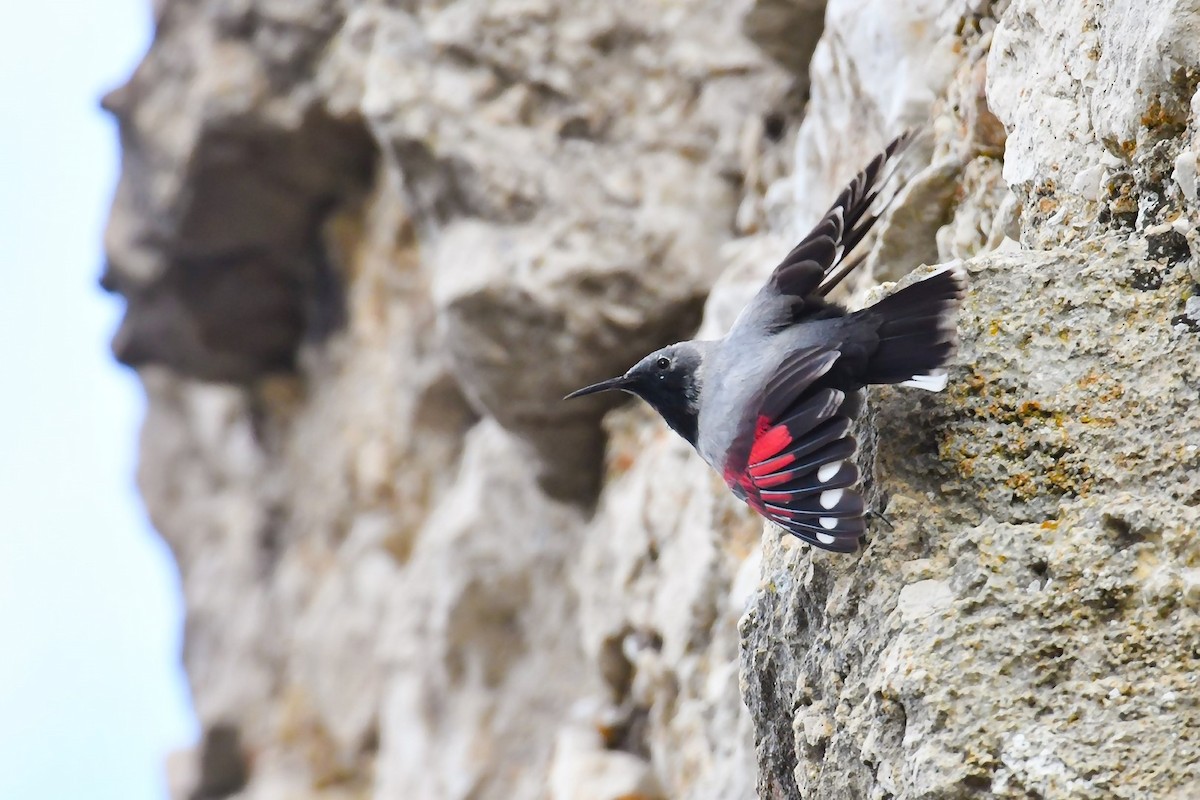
[656, 357, 670, 370]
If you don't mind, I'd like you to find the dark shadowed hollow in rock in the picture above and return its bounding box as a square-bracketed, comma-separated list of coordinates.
[103, 97, 378, 382]
[104, 1, 1200, 798]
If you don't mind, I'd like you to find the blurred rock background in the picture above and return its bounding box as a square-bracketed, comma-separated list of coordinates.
[103, 0, 1200, 798]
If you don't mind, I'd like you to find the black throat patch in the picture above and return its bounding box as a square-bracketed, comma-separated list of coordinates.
[631, 376, 700, 446]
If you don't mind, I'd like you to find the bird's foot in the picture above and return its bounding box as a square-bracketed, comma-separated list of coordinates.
[866, 509, 895, 531]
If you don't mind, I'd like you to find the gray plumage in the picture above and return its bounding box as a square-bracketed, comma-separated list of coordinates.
[566, 133, 965, 552]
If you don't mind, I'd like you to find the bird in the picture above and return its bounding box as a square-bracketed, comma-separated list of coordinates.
[565, 132, 965, 552]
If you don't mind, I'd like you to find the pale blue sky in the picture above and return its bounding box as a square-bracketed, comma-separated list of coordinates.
[0, 4, 196, 799]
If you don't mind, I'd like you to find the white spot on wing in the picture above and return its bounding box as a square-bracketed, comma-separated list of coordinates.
[819, 516, 838, 530]
[818, 461, 842, 482]
[820, 489, 843, 509]
[900, 371, 949, 392]
[816, 532, 837, 545]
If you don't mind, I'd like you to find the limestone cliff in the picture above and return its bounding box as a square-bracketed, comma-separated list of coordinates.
[104, 1, 1200, 798]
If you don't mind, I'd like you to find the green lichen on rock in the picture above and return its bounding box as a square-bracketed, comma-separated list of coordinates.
[740, 241, 1200, 799]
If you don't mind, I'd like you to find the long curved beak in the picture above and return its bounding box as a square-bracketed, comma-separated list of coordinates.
[563, 374, 632, 400]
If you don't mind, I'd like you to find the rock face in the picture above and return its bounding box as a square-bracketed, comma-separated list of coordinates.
[105, 1, 1200, 798]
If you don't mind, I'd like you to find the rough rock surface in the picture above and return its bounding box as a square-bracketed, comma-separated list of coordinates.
[104, 0, 1200, 798]
[743, 246, 1200, 799]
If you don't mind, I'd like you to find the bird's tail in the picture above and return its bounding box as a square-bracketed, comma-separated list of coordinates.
[855, 262, 966, 391]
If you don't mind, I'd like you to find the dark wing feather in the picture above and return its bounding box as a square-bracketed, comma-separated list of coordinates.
[756, 347, 841, 420]
[768, 130, 915, 300]
[722, 348, 866, 552]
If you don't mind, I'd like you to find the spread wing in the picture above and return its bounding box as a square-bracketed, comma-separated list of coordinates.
[721, 347, 864, 552]
[758, 131, 915, 307]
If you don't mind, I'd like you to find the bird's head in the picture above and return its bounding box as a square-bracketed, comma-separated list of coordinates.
[565, 341, 707, 444]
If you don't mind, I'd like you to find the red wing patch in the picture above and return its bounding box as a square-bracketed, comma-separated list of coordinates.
[725, 380, 865, 552]
[748, 418, 792, 466]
